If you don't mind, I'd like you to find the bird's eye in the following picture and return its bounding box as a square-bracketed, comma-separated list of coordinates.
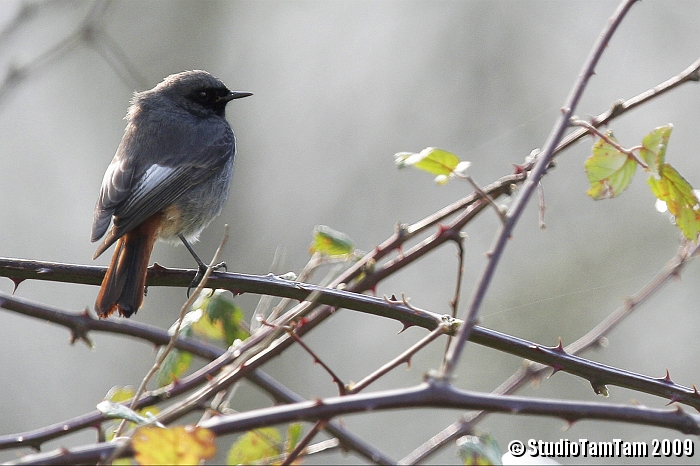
[197, 90, 209, 101]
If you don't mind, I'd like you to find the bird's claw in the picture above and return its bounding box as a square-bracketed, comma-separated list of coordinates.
[186, 262, 227, 298]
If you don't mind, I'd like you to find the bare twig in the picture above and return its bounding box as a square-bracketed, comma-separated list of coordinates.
[556, 56, 700, 155]
[110, 226, 228, 445]
[440, 0, 640, 380]
[4, 243, 700, 453]
[282, 420, 327, 466]
[537, 181, 546, 230]
[570, 118, 648, 169]
[402, 239, 700, 464]
[347, 324, 450, 394]
[283, 324, 347, 396]
[10, 381, 700, 465]
[463, 176, 506, 224]
[130, 226, 228, 409]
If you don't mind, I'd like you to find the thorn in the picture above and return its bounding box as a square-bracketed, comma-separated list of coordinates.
[553, 337, 565, 353]
[548, 364, 564, 378]
[666, 396, 681, 406]
[693, 384, 700, 397]
[81, 307, 90, 317]
[369, 285, 377, 296]
[151, 262, 167, 271]
[11, 278, 24, 294]
[398, 321, 415, 334]
[69, 329, 94, 349]
[659, 369, 673, 384]
[312, 397, 324, 406]
[298, 317, 309, 327]
[512, 163, 525, 174]
[29, 443, 40, 452]
[563, 418, 576, 430]
[405, 357, 412, 370]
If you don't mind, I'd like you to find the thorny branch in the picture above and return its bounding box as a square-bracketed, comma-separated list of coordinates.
[3, 236, 700, 457]
[8, 381, 700, 465]
[440, 0, 640, 379]
[3, 1, 700, 464]
[402, 239, 700, 464]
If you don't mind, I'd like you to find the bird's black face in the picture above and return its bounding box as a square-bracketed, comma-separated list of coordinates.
[188, 87, 233, 117]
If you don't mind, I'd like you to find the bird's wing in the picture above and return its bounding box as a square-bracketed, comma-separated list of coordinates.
[91, 153, 136, 243]
[92, 124, 233, 257]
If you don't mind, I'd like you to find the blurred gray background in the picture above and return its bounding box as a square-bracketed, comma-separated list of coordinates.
[1, 1, 700, 464]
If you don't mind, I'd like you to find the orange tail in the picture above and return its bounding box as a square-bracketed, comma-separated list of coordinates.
[95, 215, 162, 318]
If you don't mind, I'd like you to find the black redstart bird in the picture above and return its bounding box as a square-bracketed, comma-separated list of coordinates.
[91, 70, 251, 318]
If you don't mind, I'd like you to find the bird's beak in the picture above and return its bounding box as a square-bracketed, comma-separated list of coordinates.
[222, 91, 253, 102]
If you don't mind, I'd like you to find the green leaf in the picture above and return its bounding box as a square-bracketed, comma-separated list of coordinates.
[227, 428, 282, 465]
[104, 386, 159, 418]
[194, 290, 250, 346]
[457, 432, 502, 465]
[155, 347, 193, 388]
[309, 225, 355, 256]
[648, 163, 700, 241]
[395, 147, 470, 184]
[584, 132, 637, 199]
[640, 124, 672, 178]
[285, 423, 303, 454]
[150, 312, 201, 388]
[105, 385, 136, 404]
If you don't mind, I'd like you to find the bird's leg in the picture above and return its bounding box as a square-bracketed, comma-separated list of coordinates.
[179, 234, 227, 297]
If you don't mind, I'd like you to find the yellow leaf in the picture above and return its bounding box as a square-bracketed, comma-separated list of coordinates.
[309, 225, 354, 256]
[640, 124, 672, 178]
[133, 426, 216, 465]
[395, 147, 470, 184]
[584, 132, 637, 199]
[648, 163, 700, 241]
[227, 428, 282, 465]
